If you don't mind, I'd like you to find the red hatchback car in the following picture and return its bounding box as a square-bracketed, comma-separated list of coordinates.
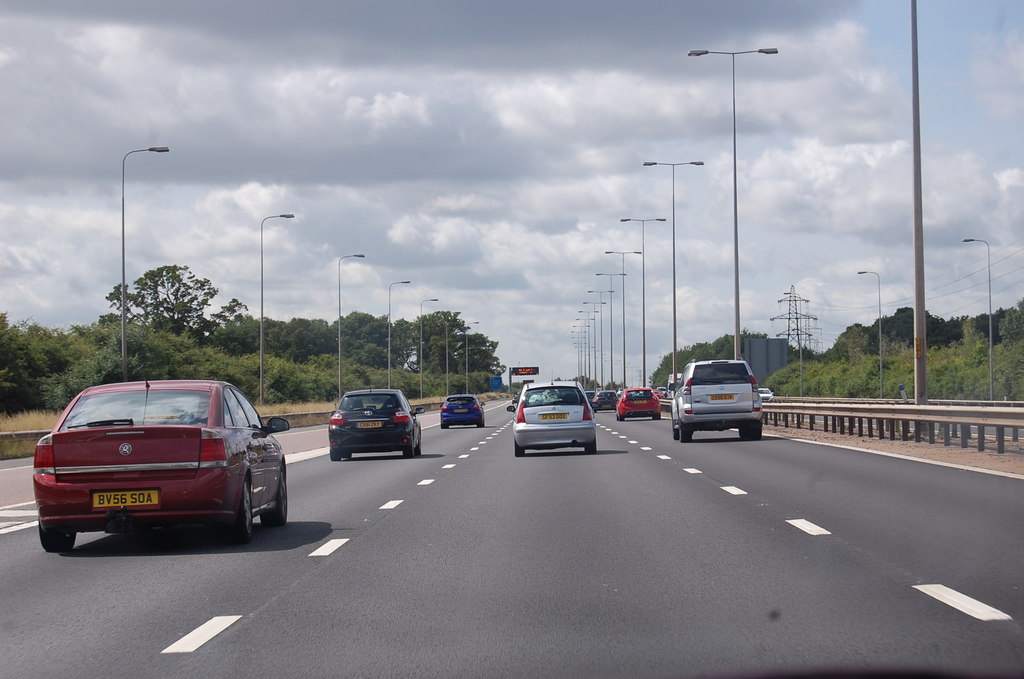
[616, 387, 662, 421]
[33, 380, 290, 552]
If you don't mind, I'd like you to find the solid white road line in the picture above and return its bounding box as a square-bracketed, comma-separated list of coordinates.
[0, 520, 38, 534]
[285, 447, 329, 464]
[786, 519, 832, 536]
[379, 500, 404, 510]
[0, 508, 38, 517]
[913, 584, 1012, 621]
[161, 616, 243, 654]
[721, 486, 747, 495]
[309, 538, 350, 557]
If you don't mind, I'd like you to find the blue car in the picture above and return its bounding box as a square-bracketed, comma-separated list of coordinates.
[440, 394, 485, 428]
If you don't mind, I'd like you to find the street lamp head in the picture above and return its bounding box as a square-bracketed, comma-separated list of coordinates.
[643, 161, 658, 166]
[620, 218, 630, 222]
[962, 238, 976, 243]
[691, 161, 705, 166]
[857, 271, 868, 275]
[688, 50, 709, 57]
[351, 253, 366, 258]
[655, 218, 667, 221]
[427, 297, 439, 302]
[147, 147, 170, 153]
[279, 214, 295, 219]
[758, 48, 779, 55]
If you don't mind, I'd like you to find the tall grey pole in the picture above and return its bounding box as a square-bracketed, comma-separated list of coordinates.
[337, 254, 365, 400]
[858, 271, 883, 398]
[688, 48, 777, 360]
[643, 162, 703, 389]
[963, 238, 994, 400]
[419, 298, 438, 398]
[910, 0, 928, 404]
[260, 213, 295, 404]
[387, 280, 411, 389]
[120, 146, 169, 382]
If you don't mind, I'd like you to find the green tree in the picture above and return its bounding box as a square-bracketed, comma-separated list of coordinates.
[106, 264, 222, 339]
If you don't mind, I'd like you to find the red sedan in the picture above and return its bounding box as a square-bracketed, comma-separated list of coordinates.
[615, 387, 662, 421]
[33, 379, 290, 552]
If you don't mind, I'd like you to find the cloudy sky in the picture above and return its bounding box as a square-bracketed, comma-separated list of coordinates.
[2, 0, 1022, 385]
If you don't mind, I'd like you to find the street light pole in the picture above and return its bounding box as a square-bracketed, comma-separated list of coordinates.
[605, 251, 640, 388]
[963, 238, 994, 400]
[587, 290, 609, 387]
[121, 146, 169, 382]
[464, 321, 479, 393]
[337, 254, 365, 400]
[581, 300, 605, 387]
[858, 271, 883, 399]
[387, 280, 412, 388]
[621, 217, 666, 386]
[594, 275, 618, 387]
[419, 297, 439, 398]
[689, 47, 778, 359]
[642, 161, 703, 387]
[260, 213, 295, 404]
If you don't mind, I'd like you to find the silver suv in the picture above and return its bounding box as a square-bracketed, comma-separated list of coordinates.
[670, 359, 763, 442]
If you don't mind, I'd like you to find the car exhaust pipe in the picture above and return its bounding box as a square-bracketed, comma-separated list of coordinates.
[105, 508, 135, 533]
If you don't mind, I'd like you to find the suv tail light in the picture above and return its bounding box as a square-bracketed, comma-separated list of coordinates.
[683, 377, 693, 396]
[34, 434, 55, 475]
[749, 375, 758, 387]
[330, 412, 345, 427]
[200, 429, 228, 468]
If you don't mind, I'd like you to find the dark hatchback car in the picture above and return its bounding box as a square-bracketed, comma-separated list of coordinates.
[33, 379, 290, 552]
[440, 394, 485, 428]
[329, 389, 424, 460]
[591, 390, 618, 411]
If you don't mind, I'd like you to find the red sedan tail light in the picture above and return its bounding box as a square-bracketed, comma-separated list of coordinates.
[34, 434, 55, 474]
[199, 429, 228, 468]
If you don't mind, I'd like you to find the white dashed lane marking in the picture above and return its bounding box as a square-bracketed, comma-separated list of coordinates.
[309, 538, 349, 557]
[417, 479, 435, 486]
[721, 486, 747, 495]
[379, 500, 403, 510]
[786, 519, 832, 536]
[683, 468, 702, 474]
[161, 616, 243, 654]
[913, 584, 1012, 621]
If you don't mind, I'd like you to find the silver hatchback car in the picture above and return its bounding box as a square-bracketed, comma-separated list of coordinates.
[507, 381, 597, 456]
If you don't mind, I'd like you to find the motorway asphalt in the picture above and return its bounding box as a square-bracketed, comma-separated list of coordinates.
[2, 404, 1023, 678]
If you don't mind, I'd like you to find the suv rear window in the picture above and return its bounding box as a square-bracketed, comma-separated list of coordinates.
[690, 363, 752, 386]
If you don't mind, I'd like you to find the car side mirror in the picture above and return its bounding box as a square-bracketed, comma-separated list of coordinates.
[263, 416, 290, 434]
[506, 405, 515, 412]
[414, 406, 426, 415]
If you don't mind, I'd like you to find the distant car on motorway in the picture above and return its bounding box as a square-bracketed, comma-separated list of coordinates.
[33, 379, 290, 553]
[653, 387, 669, 399]
[616, 387, 662, 421]
[329, 389, 424, 460]
[758, 387, 775, 402]
[591, 390, 618, 411]
[440, 393, 485, 428]
[507, 381, 597, 456]
[671, 359, 763, 442]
